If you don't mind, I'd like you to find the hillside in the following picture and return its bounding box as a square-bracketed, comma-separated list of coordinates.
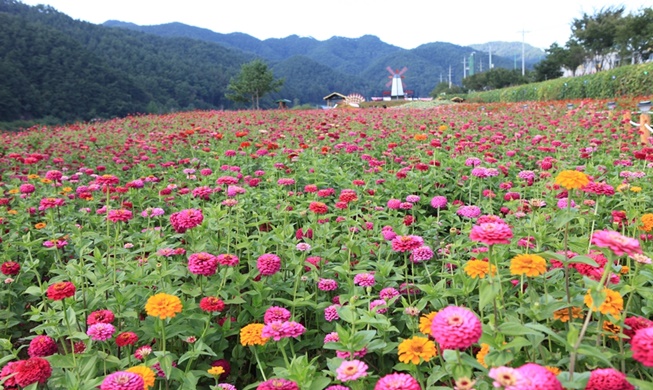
[1, 0, 545, 124]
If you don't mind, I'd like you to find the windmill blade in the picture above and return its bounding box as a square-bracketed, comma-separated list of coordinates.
[386, 66, 395, 75]
[398, 67, 408, 76]
[385, 80, 393, 87]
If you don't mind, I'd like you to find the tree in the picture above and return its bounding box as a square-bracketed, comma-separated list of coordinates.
[430, 82, 463, 97]
[616, 8, 653, 64]
[571, 6, 625, 71]
[533, 43, 566, 81]
[225, 59, 284, 109]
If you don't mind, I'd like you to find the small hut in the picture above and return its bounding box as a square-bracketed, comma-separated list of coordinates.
[323, 92, 346, 108]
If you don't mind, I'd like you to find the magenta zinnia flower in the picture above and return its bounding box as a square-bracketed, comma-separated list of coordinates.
[374, 372, 420, 390]
[187, 252, 218, 276]
[264, 306, 291, 324]
[87, 323, 116, 341]
[391, 235, 424, 252]
[353, 273, 375, 287]
[100, 371, 145, 390]
[257, 378, 299, 390]
[430, 306, 481, 350]
[335, 359, 368, 382]
[410, 246, 434, 262]
[516, 363, 563, 389]
[585, 367, 634, 390]
[430, 196, 447, 209]
[257, 254, 281, 276]
[632, 327, 653, 367]
[169, 208, 204, 233]
[469, 222, 513, 245]
[591, 229, 642, 257]
[27, 335, 58, 357]
[457, 205, 481, 219]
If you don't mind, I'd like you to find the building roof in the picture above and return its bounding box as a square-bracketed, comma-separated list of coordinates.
[323, 92, 346, 100]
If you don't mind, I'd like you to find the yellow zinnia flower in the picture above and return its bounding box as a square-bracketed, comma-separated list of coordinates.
[584, 288, 623, 319]
[464, 259, 496, 278]
[554, 170, 589, 190]
[240, 323, 269, 346]
[126, 365, 156, 390]
[145, 293, 182, 320]
[418, 311, 437, 335]
[207, 366, 225, 377]
[510, 254, 547, 277]
[630, 186, 642, 193]
[397, 336, 437, 364]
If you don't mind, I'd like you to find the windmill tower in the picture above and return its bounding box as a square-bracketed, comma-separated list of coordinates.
[386, 67, 407, 99]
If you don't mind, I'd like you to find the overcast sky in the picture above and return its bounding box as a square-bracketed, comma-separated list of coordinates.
[20, 0, 650, 50]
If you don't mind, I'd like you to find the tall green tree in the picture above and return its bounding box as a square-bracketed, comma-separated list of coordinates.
[571, 6, 625, 71]
[226, 59, 284, 109]
[616, 8, 653, 64]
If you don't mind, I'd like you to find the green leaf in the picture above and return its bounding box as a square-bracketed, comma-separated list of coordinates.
[576, 345, 614, 366]
[479, 280, 500, 310]
[498, 322, 543, 337]
[557, 371, 590, 389]
[308, 375, 331, 390]
[568, 255, 599, 267]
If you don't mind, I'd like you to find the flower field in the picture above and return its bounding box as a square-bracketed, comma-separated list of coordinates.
[1, 99, 653, 390]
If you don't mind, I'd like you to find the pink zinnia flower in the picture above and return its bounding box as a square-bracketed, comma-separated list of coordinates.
[187, 252, 218, 276]
[335, 359, 368, 382]
[469, 222, 513, 245]
[324, 304, 340, 322]
[457, 205, 481, 219]
[318, 278, 338, 291]
[100, 371, 144, 390]
[632, 327, 653, 367]
[169, 208, 204, 233]
[516, 363, 563, 389]
[264, 306, 291, 324]
[257, 378, 299, 390]
[591, 229, 642, 257]
[370, 299, 388, 314]
[380, 287, 400, 300]
[87, 309, 115, 325]
[257, 254, 281, 276]
[391, 235, 424, 252]
[106, 209, 133, 223]
[12, 357, 52, 387]
[217, 253, 239, 266]
[585, 368, 634, 390]
[489, 366, 525, 389]
[353, 273, 375, 287]
[410, 246, 434, 262]
[87, 323, 116, 341]
[430, 306, 482, 350]
[387, 199, 401, 209]
[430, 196, 447, 209]
[374, 372, 420, 390]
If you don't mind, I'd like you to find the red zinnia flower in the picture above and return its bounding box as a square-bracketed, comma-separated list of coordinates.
[87, 309, 115, 325]
[115, 331, 139, 347]
[309, 201, 328, 214]
[46, 281, 75, 300]
[13, 357, 52, 387]
[199, 296, 225, 312]
[1, 261, 20, 276]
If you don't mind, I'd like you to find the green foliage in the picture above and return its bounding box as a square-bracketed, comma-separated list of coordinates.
[467, 62, 653, 102]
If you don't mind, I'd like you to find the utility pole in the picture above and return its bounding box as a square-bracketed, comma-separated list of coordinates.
[448, 65, 452, 88]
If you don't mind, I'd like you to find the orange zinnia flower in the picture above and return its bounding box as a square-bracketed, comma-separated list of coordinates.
[584, 288, 623, 319]
[240, 323, 269, 346]
[397, 336, 437, 364]
[510, 254, 547, 277]
[145, 293, 182, 320]
[554, 170, 589, 190]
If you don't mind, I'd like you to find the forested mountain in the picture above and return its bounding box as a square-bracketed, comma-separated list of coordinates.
[106, 19, 538, 91]
[1, 0, 541, 124]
